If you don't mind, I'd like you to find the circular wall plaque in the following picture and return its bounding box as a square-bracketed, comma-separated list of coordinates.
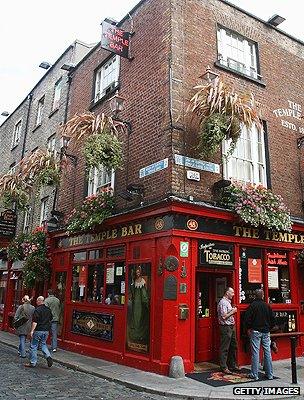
[164, 256, 179, 271]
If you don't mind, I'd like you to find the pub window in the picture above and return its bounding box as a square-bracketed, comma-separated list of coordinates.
[267, 250, 291, 304]
[87, 165, 114, 196]
[73, 251, 87, 261]
[72, 265, 86, 302]
[88, 249, 103, 259]
[105, 262, 125, 305]
[240, 247, 263, 304]
[87, 264, 104, 303]
[223, 124, 267, 186]
[217, 26, 261, 80]
[93, 56, 120, 103]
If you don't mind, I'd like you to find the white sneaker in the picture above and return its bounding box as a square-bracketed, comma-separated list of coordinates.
[52, 349, 57, 352]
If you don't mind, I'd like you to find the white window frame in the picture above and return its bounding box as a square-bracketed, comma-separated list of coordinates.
[87, 165, 114, 196]
[52, 78, 62, 110]
[39, 197, 49, 226]
[36, 96, 44, 126]
[12, 120, 22, 147]
[217, 26, 259, 80]
[94, 56, 120, 103]
[9, 163, 16, 175]
[23, 207, 32, 233]
[222, 124, 267, 187]
[47, 134, 56, 154]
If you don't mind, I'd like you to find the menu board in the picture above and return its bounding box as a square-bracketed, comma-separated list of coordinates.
[267, 251, 290, 303]
[268, 266, 279, 289]
[248, 258, 262, 283]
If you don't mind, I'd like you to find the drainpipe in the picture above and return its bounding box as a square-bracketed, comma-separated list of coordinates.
[21, 93, 33, 159]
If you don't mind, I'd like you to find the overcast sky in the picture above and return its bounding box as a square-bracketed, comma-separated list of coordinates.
[0, 0, 302, 124]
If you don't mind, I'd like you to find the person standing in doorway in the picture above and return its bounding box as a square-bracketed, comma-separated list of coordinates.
[45, 289, 61, 352]
[217, 287, 241, 374]
[244, 288, 275, 380]
[14, 295, 35, 358]
[25, 296, 53, 368]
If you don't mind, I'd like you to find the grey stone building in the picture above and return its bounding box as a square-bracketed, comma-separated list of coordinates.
[0, 40, 94, 233]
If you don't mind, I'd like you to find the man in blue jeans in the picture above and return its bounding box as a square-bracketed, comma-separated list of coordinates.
[45, 289, 61, 352]
[244, 289, 276, 380]
[25, 296, 53, 368]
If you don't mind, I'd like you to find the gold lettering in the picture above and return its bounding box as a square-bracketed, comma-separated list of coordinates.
[265, 230, 271, 240]
[288, 233, 295, 243]
[106, 230, 112, 239]
[242, 227, 252, 238]
[252, 229, 259, 239]
[112, 229, 118, 239]
[134, 224, 142, 234]
[101, 231, 107, 240]
[121, 227, 128, 237]
[294, 234, 301, 244]
[279, 232, 288, 242]
[272, 232, 279, 241]
[233, 226, 242, 237]
[128, 225, 135, 236]
[301, 235, 304, 244]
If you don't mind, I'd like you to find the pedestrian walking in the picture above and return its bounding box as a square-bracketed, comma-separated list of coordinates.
[45, 289, 61, 352]
[217, 287, 241, 373]
[14, 295, 35, 358]
[244, 288, 276, 380]
[25, 296, 53, 368]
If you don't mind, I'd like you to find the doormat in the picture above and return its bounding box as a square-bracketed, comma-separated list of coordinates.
[186, 369, 278, 387]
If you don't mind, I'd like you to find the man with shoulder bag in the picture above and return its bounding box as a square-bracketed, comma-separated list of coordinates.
[14, 295, 35, 358]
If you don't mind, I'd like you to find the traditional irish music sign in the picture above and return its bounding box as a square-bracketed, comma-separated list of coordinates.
[101, 19, 131, 59]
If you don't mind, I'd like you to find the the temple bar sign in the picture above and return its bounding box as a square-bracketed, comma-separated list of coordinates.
[101, 20, 131, 59]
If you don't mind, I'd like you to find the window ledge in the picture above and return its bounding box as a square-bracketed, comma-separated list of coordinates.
[11, 144, 19, 151]
[214, 61, 266, 87]
[32, 123, 42, 133]
[49, 108, 59, 118]
[89, 84, 120, 111]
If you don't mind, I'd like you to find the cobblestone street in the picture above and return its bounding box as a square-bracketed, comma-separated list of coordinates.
[0, 343, 167, 400]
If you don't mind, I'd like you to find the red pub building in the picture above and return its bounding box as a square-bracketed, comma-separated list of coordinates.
[2, 0, 304, 376]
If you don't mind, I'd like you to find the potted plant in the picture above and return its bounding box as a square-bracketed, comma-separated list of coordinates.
[219, 182, 292, 231]
[188, 77, 262, 158]
[67, 188, 114, 234]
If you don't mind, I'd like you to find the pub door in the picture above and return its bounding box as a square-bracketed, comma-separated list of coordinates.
[195, 271, 232, 363]
[54, 271, 67, 337]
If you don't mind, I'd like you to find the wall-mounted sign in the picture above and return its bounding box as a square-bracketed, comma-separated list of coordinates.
[174, 154, 220, 173]
[139, 158, 168, 178]
[199, 241, 234, 268]
[164, 256, 179, 271]
[186, 219, 198, 231]
[180, 241, 189, 257]
[101, 19, 131, 59]
[164, 275, 177, 300]
[0, 209, 17, 237]
[186, 170, 200, 181]
[71, 310, 114, 341]
[273, 100, 303, 134]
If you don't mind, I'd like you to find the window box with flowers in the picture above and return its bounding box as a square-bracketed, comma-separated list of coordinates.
[219, 182, 292, 232]
[7, 226, 51, 288]
[67, 188, 115, 234]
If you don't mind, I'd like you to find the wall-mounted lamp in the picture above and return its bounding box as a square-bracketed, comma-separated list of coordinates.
[118, 183, 144, 204]
[108, 91, 132, 134]
[200, 65, 219, 83]
[46, 210, 64, 232]
[59, 135, 77, 166]
[267, 14, 286, 27]
[61, 63, 75, 72]
[1, 111, 10, 117]
[213, 179, 231, 191]
[39, 62, 52, 70]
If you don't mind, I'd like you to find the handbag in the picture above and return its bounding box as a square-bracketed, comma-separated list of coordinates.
[13, 306, 29, 329]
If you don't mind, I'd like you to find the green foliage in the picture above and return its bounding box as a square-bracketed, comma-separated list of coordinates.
[7, 227, 51, 289]
[67, 189, 115, 234]
[83, 133, 123, 171]
[35, 166, 61, 187]
[1, 189, 29, 210]
[220, 182, 292, 232]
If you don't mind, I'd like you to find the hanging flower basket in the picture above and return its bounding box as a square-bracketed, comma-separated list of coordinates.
[1, 188, 29, 210]
[83, 132, 123, 171]
[219, 182, 292, 232]
[35, 166, 61, 187]
[188, 77, 262, 159]
[66, 188, 115, 234]
[7, 226, 51, 288]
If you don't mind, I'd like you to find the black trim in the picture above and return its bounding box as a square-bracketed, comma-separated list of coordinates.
[263, 120, 271, 189]
[49, 108, 59, 118]
[89, 84, 120, 112]
[214, 61, 266, 87]
[32, 123, 42, 133]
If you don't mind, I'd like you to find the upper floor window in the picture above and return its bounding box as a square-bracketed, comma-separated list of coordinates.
[23, 207, 32, 233]
[94, 56, 120, 103]
[223, 124, 267, 186]
[9, 162, 16, 175]
[47, 134, 56, 153]
[52, 78, 62, 110]
[87, 165, 114, 196]
[12, 120, 22, 148]
[39, 197, 49, 226]
[217, 26, 260, 80]
[36, 96, 45, 126]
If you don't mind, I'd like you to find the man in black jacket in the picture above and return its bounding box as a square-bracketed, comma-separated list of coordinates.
[25, 296, 53, 368]
[244, 289, 275, 380]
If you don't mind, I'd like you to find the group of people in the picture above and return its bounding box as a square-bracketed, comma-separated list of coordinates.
[217, 286, 276, 380]
[14, 289, 61, 368]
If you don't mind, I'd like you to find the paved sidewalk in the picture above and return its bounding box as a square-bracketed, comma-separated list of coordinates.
[0, 331, 303, 400]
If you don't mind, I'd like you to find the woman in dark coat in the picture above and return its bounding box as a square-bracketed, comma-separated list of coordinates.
[14, 295, 35, 358]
